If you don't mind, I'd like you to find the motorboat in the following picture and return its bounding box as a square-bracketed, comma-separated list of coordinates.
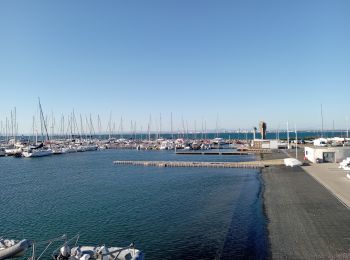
[75, 144, 98, 152]
[0, 238, 32, 260]
[159, 140, 174, 150]
[30, 234, 144, 260]
[55, 244, 144, 260]
[62, 146, 77, 153]
[4, 148, 22, 156]
[52, 147, 64, 154]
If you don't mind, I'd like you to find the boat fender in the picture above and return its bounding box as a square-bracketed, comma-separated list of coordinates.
[17, 239, 32, 251]
[80, 254, 90, 260]
[72, 246, 82, 257]
[60, 245, 70, 257]
[97, 245, 108, 254]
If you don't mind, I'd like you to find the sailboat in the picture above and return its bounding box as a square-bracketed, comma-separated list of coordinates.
[22, 146, 53, 158]
[23, 98, 53, 158]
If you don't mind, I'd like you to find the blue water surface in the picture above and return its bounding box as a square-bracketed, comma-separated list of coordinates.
[0, 150, 267, 259]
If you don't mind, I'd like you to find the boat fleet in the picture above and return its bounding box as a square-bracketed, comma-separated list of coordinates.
[0, 138, 99, 158]
[0, 234, 143, 260]
[0, 136, 239, 159]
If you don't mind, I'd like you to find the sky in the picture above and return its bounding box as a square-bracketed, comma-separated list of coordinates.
[0, 0, 349, 133]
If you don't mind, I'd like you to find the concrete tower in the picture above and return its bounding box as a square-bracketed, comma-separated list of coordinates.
[259, 121, 267, 139]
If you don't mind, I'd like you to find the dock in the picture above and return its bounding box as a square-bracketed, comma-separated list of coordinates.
[175, 149, 273, 155]
[175, 151, 251, 155]
[113, 159, 284, 169]
[237, 148, 272, 154]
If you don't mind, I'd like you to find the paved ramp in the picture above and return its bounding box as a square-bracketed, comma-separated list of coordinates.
[263, 165, 350, 259]
[302, 163, 350, 208]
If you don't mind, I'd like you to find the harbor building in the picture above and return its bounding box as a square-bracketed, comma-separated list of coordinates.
[304, 146, 350, 163]
[251, 139, 287, 149]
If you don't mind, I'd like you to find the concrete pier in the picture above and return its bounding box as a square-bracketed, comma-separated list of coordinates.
[263, 165, 350, 259]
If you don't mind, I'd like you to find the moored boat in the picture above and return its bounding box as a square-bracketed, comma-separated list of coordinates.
[55, 244, 144, 260]
[4, 148, 22, 157]
[0, 238, 32, 260]
[30, 234, 144, 260]
[22, 148, 53, 158]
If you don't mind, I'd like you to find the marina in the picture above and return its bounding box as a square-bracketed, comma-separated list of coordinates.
[1, 1, 349, 259]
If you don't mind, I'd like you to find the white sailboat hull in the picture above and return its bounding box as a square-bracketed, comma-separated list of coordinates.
[23, 149, 53, 158]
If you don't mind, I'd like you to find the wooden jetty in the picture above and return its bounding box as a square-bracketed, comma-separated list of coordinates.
[113, 159, 284, 169]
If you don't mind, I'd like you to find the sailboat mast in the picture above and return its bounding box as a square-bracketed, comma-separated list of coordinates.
[32, 116, 35, 143]
[194, 120, 197, 140]
[38, 98, 50, 145]
[120, 116, 123, 139]
[321, 104, 324, 138]
[108, 111, 112, 140]
[287, 121, 290, 149]
[295, 125, 298, 159]
[171, 112, 173, 140]
[10, 110, 13, 141]
[216, 114, 219, 138]
[14, 107, 16, 143]
[159, 113, 162, 139]
[148, 114, 151, 141]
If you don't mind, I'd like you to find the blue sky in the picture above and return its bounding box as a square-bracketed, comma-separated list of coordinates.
[0, 0, 349, 133]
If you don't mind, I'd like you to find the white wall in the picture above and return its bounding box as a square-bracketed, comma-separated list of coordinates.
[305, 147, 316, 163]
[305, 146, 350, 163]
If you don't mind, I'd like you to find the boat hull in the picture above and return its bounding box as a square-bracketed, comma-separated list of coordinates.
[0, 239, 31, 260]
[22, 149, 53, 158]
[57, 245, 144, 260]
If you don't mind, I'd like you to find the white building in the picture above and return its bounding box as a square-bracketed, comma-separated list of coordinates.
[251, 139, 286, 149]
[304, 146, 350, 163]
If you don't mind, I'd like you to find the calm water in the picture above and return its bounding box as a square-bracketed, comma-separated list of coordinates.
[0, 150, 267, 259]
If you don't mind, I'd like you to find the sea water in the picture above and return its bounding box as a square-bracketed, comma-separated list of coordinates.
[0, 150, 267, 259]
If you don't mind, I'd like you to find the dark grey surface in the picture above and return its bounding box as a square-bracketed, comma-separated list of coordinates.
[263, 165, 350, 259]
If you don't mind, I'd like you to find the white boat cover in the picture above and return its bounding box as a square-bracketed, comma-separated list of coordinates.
[284, 158, 302, 167]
